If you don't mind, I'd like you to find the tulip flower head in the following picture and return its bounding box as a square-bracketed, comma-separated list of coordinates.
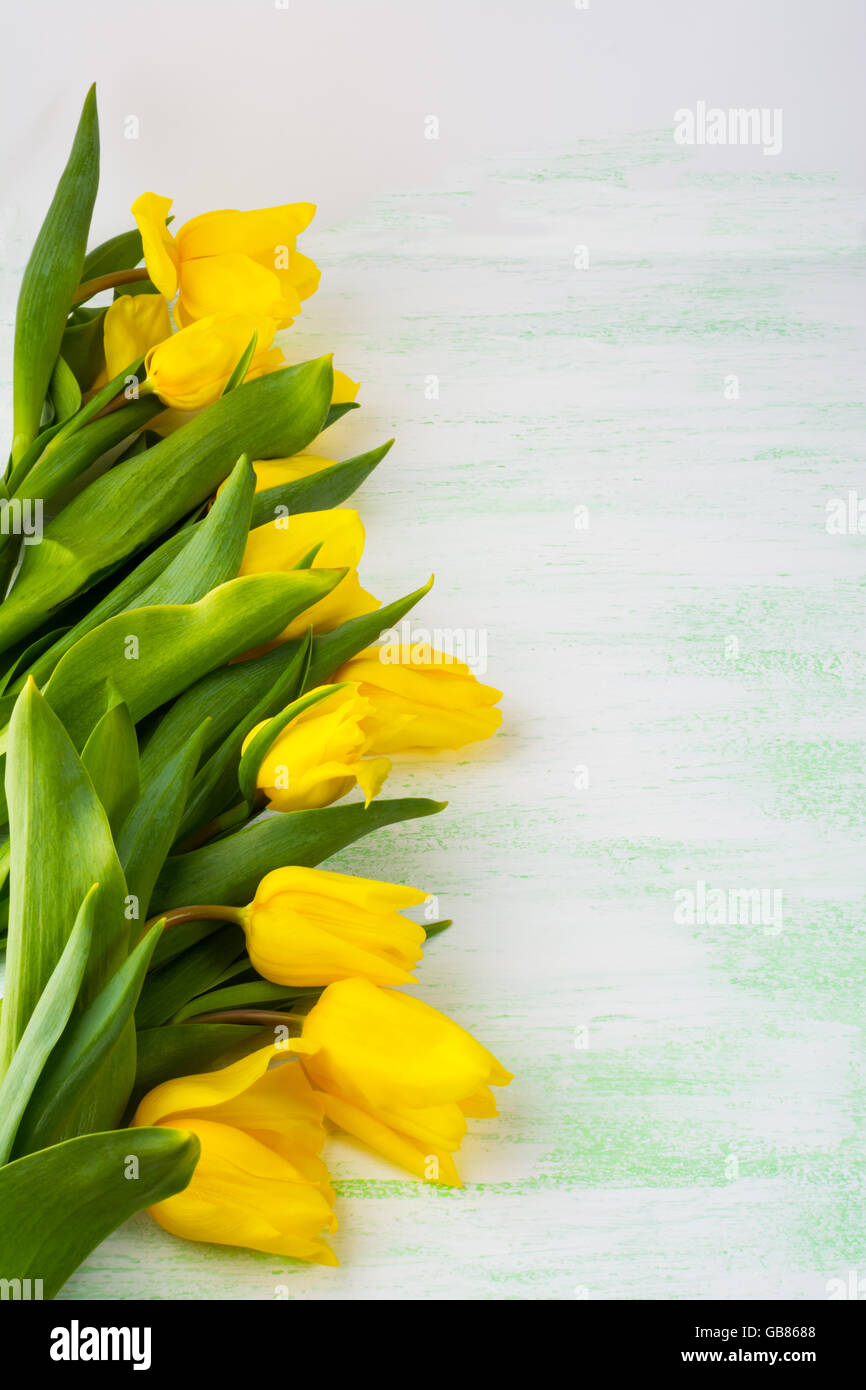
[133, 1046, 337, 1264]
[243, 683, 391, 812]
[241, 866, 428, 987]
[334, 643, 503, 753]
[131, 192, 320, 328]
[294, 978, 513, 1186]
[143, 313, 281, 411]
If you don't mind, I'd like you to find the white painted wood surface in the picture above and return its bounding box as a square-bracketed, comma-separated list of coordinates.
[1, 0, 864, 1300]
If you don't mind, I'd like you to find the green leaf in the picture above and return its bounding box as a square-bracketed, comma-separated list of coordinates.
[82, 226, 143, 280]
[8, 454, 251, 693]
[132, 453, 255, 607]
[117, 721, 211, 919]
[135, 925, 246, 1030]
[49, 357, 82, 425]
[249, 440, 393, 528]
[171, 980, 302, 1023]
[423, 918, 452, 939]
[0, 886, 95, 1165]
[8, 525, 194, 694]
[44, 569, 345, 750]
[60, 308, 107, 392]
[0, 682, 127, 1077]
[11, 922, 162, 1156]
[152, 797, 446, 910]
[13, 398, 162, 506]
[81, 699, 140, 832]
[11, 86, 100, 466]
[148, 918, 223, 972]
[236, 684, 337, 808]
[173, 631, 312, 843]
[0, 1127, 199, 1300]
[305, 574, 435, 687]
[132, 1025, 270, 1105]
[135, 576, 434, 784]
[0, 357, 335, 655]
[221, 331, 258, 395]
[322, 401, 359, 430]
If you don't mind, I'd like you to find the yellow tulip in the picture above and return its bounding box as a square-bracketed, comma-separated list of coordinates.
[131, 192, 320, 328]
[239, 508, 379, 643]
[240, 866, 427, 987]
[133, 1045, 338, 1264]
[103, 293, 172, 379]
[333, 643, 502, 752]
[242, 684, 391, 812]
[294, 978, 512, 1187]
[144, 313, 281, 411]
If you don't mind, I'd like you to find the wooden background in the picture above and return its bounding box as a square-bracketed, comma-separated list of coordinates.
[2, 1, 865, 1300]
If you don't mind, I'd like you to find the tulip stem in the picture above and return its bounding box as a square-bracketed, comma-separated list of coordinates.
[149, 904, 245, 933]
[72, 266, 150, 306]
[184, 1009, 305, 1027]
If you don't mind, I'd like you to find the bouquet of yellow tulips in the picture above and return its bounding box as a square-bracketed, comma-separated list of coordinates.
[0, 87, 510, 1293]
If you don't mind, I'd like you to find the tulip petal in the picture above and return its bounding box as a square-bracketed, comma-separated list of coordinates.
[131, 192, 179, 300]
[148, 1118, 337, 1263]
[177, 253, 299, 326]
[316, 1092, 462, 1187]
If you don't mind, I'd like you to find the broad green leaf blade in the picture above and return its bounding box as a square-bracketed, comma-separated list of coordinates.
[0, 357, 334, 655]
[0, 681, 127, 1076]
[0, 886, 95, 1165]
[133, 1025, 270, 1106]
[9, 454, 251, 692]
[152, 797, 446, 910]
[44, 569, 344, 750]
[174, 632, 313, 842]
[250, 439, 393, 528]
[236, 684, 338, 807]
[0, 1127, 199, 1300]
[135, 925, 246, 1030]
[11, 923, 162, 1156]
[11, 87, 100, 467]
[10, 525, 194, 694]
[117, 720, 211, 919]
[132, 453, 255, 607]
[81, 700, 140, 832]
[13, 397, 162, 505]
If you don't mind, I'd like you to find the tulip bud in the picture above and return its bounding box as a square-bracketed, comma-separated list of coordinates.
[294, 978, 513, 1186]
[241, 865, 428, 987]
[143, 313, 279, 410]
[242, 683, 390, 811]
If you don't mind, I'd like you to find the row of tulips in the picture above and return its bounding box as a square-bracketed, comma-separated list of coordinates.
[0, 86, 510, 1293]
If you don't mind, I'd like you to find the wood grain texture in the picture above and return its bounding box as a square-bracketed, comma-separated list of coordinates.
[3, 122, 865, 1300]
